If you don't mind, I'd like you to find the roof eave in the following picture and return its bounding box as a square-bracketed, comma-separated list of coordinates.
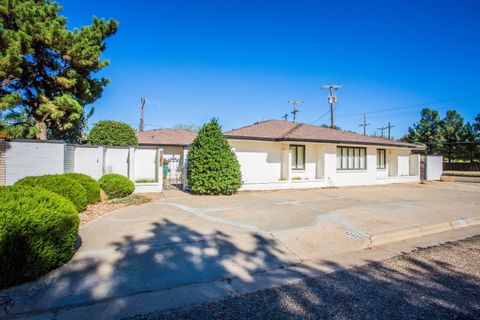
[138, 142, 190, 147]
[281, 137, 420, 149]
[226, 135, 420, 149]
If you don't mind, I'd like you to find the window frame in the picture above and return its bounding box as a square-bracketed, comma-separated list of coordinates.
[336, 146, 367, 170]
[377, 149, 386, 169]
[290, 145, 306, 171]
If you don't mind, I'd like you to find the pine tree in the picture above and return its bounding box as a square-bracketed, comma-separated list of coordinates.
[187, 118, 242, 195]
[462, 122, 478, 163]
[405, 108, 444, 154]
[440, 110, 465, 163]
[464, 113, 480, 162]
[0, 0, 118, 140]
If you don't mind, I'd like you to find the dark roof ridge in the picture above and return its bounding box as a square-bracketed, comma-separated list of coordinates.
[142, 128, 195, 132]
[279, 123, 304, 140]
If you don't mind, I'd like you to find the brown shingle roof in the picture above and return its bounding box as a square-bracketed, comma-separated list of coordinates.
[137, 129, 197, 146]
[225, 120, 421, 149]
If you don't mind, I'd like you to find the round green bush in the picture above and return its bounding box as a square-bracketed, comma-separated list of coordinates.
[63, 173, 101, 204]
[88, 120, 138, 146]
[15, 175, 87, 212]
[0, 186, 79, 289]
[98, 174, 135, 199]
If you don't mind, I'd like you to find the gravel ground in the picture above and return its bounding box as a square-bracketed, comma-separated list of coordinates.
[131, 235, 480, 320]
[80, 192, 164, 226]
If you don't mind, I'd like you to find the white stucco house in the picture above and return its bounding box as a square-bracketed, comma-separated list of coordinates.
[224, 120, 423, 191]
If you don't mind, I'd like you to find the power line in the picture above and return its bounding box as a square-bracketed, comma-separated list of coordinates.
[359, 113, 371, 135]
[377, 126, 387, 138]
[386, 122, 395, 140]
[310, 109, 331, 125]
[335, 95, 480, 120]
[139, 97, 146, 132]
[288, 99, 303, 122]
[321, 84, 342, 128]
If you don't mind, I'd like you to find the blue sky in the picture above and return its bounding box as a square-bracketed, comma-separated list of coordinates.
[60, 0, 480, 138]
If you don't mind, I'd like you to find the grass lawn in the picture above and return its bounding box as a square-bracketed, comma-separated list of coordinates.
[443, 171, 480, 177]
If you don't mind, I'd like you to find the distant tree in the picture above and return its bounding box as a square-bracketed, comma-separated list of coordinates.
[404, 108, 444, 154]
[0, 0, 118, 140]
[320, 124, 342, 130]
[87, 120, 137, 146]
[463, 113, 480, 162]
[461, 122, 479, 162]
[173, 123, 199, 132]
[474, 114, 480, 133]
[440, 110, 465, 162]
[187, 118, 241, 195]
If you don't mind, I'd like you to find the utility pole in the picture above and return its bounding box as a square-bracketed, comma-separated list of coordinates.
[386, 122, 395, 140]
[282, 113, 289, 121]
[288, 99, 303, 123]
[139, 97, 146, 132]
[321, 84, 342, 128]
[359, 113, 370, 135]
[377, 126, 387, 138]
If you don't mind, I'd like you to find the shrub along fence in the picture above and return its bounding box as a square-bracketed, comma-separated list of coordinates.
[0, 139, 163, 192]
[443, 162, 480, 172]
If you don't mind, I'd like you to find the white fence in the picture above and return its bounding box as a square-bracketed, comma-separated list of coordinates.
[0, 139, 163, 192]
[425, 155, 443, 180]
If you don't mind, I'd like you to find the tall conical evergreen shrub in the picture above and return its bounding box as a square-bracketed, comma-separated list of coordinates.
[187, 118, 242, 195]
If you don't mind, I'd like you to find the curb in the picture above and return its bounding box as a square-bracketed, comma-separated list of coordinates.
[367, 216, 480, 247]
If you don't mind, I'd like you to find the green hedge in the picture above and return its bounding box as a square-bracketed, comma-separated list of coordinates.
[63, 173, 101, 204]
[88, 120, 138, 146]
[0, 186, 79, 289]
[15, 175, 87, 212]
[98, 174, 135, 199]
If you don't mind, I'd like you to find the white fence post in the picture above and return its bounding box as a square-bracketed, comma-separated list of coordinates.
[98, 146, 106, 177]
[182, 148, 189, 190]
[128, 147, 136, 182]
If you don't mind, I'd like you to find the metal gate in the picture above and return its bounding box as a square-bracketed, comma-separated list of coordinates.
[163, 155, 183, 189]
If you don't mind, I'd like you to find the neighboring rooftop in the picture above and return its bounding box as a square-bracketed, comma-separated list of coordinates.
[137, 129, 197, 146]
[224, 120, 421, 148]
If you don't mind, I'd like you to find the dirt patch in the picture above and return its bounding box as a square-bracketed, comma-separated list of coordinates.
[80, 192, 164, 227]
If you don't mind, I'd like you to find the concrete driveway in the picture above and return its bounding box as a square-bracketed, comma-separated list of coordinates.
[2, 182, 480, 319]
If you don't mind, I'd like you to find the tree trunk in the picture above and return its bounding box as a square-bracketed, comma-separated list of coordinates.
[35, 120, 47, 140]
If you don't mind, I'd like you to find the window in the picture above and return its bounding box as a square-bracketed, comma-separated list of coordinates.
[377, 149, 386, 169]
[336, 146, 366, 170]
[290, 145, 305, 170]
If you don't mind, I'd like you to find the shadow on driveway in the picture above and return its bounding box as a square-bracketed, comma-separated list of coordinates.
[1, 218, 306, 319]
